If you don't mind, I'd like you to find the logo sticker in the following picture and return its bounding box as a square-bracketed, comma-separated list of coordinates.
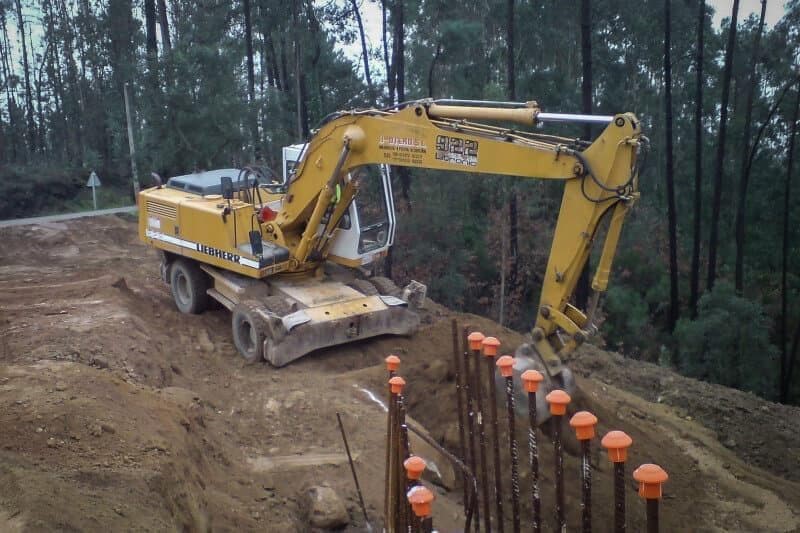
[435, 135, 479, 166]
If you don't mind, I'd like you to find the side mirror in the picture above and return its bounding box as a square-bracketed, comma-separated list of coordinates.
[151, 172, 163, 188]
[221, 176, 234, 200]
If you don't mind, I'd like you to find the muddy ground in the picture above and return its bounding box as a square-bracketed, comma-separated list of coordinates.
[0, 215, 799, 532]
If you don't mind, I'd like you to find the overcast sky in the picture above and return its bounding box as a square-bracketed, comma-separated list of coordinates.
[709, 0, 788, 27]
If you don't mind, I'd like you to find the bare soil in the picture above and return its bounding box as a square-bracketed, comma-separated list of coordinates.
[0, 215, 798, 532]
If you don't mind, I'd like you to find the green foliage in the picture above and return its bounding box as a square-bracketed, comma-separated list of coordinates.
[674, 282, 779, 398]
[0, 165, 129, 218]
[603, 284, 651, 356]
[1, 0, 799, 403]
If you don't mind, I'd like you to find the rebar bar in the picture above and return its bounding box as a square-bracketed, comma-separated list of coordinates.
[336, 413, 370, 529]
[386, 375, 397, 532]
[580, 439, 592, 533]
[601, 430, 632, 533]
[553, 414, 565, 532]
[421, 516, 433, 533]
[462, 327, 480, 532]
[503, 371, 521, 533]
[646, 499, 659, 533]
[614, 462, 626, 533]
[471, 337, 492, 533]
[396, 395, 410, 533]
[528, 390, 540, 533]
[452, 319, 469, 506]
[485, 352, 504, 533]
[546, 390, 571, 533]
[633, 464, 667, 533]
[521, 370, 543, 533]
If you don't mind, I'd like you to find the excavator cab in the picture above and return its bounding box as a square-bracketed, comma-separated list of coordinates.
[283, 144, 396, 268]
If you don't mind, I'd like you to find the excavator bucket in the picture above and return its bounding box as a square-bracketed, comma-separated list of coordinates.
[494, 342, 577, 425]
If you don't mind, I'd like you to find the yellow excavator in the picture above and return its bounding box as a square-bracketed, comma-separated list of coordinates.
[138, 99, 645, 407]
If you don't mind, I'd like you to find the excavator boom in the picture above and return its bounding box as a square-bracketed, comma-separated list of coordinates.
[279, 100, 644, 381]
[138, 99, 645, 408]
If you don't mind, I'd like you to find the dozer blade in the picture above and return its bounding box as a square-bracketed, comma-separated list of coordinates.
[494, 342, 577, 425]
[261, 295, 420, 367]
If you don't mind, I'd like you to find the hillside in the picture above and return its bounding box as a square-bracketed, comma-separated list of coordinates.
[0, 215, 798, 532]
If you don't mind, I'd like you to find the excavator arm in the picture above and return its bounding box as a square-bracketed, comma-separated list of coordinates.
[276, 100, 645, 380]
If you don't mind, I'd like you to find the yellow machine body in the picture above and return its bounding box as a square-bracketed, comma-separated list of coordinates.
[138, 99, 645, 389]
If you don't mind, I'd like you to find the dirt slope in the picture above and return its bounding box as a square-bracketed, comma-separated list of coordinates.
[0, 215, 798, 532]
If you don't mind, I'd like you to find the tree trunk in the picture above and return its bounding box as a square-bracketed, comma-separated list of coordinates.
[0, 11, 18, 161]
[394, 0, 405, 103]
[576, 0, 592, 309]
[60, 0, 85, 166]
[506, 0, 515, 100]
[144, 0, 159, 98]
[381, 0, 390, 101]
[15, 0, 36, 155]
[279, 34, 289, 96]
[267, 35, 282, 90]
[664, 0, 679, 332]
[780, 87, 799, 402]
[350, 0, 374, 104]
[243, 0, 258, 151]
[707, 0, 740, 291]
[157, 0, 171, 50]
[145, 0, 158, 60]
[391, 0, 410, 208]
[34, 35, 45, 155]
[427, 42, 441, 97]
[690, 0, 705, 318]
[733, 0, 767, 294]
[505, 0, 519, 322]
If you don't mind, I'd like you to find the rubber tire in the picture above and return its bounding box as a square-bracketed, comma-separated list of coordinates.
[348, 279, 379, 296]
[369, 276, 400, 297]
[231, 302, 266, 363]
[169, 259, 209, 314]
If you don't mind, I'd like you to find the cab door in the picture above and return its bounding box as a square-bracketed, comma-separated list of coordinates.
[327, 164, 396, 266]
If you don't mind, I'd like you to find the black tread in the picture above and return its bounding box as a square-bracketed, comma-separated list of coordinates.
[348, 279, 379, 296]
[169, 259, 209, 314]
[369, 276, 400, 297]
[231, 301, 267, 363]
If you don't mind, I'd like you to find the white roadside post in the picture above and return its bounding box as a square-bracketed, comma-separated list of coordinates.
[86, 171, 101, 210]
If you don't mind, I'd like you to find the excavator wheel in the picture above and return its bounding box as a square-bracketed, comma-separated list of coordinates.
[169, 259, 209, 314]
[347, 279, 379, 296]
[231, 301, 268, 363]
[368, 276, 400, 297]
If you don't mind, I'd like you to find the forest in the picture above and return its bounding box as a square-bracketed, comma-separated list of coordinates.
[0, 0, 798, 404]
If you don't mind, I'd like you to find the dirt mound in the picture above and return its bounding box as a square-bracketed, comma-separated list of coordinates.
[1, 215, 799, 532]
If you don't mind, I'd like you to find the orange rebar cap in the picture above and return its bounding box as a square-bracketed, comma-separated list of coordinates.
[468, 331, 485, 351]
[389, 376, 406, 394]
[545, 389, 571, 416]
[521, 370, 544, 393]
[385, 354, 401, 372]
[482, 336, 501, 357]
[404, 456, 427, 481]
[633, 463, 668, 500]
[569, 411, 598, 441]
[601, 431, 633, 463]
[496, 355, 515, 377]
[407, 485, 435, 518]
